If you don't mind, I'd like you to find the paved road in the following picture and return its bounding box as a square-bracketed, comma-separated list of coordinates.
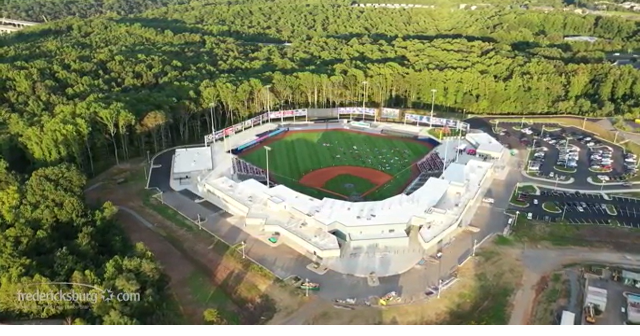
[509, 248, 640, 325]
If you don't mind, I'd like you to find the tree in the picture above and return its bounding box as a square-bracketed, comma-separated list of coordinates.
[203, 308, 225, 325]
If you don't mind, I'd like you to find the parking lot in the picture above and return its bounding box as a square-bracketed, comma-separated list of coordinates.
[510, 189, 640, 228]
[492, 121, 632, 185]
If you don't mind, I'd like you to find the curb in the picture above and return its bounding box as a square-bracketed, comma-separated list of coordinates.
[554, 166, 577, 174]
[542, 202, 562, 214]
[520, 170, 575, 184]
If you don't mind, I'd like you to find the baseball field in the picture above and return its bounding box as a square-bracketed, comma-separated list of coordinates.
[239, 130, 433, 201]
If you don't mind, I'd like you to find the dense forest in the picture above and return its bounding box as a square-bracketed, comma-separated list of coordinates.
[1, 0, 640, 325]
[0, 0, 189, 22]
[2, 0, 640, 174]
[0, 161, 170, 324]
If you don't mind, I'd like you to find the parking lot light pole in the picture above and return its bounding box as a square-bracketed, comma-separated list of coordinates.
[241, 241, 246, 259]
[514, 211, 520, 226]
[561, 205, 566, 221]
[554, 176, 559, 188]
[582, 117, 587, 129]
[614, 131, 619, 144]
[437, 279, 443, 299]
[600, 180, 605, 191]
[264, 146, 272, 187]
[305, 278, 310, 297]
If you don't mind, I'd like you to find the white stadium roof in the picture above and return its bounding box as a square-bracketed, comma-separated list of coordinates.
[200, 157, 492, 229]
[173, 147, 213, 174]
[466, 132, 504, 155]
[196, 129, 497, 253]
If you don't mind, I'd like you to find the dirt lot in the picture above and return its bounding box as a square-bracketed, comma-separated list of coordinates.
[529, 271, 576, 325]
[510, 221, 640, 253]
[85, 161, 304, 324]
[300, 246, 524, 325]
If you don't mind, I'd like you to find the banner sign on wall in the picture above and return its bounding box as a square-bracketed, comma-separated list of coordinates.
[268, 109, 308, 120]
[381, 108, 400, 119]
[337, 107, 376, 116]
[404, 114, 469, 130]
[204, 109, 308, 144]
[224, 126, 235, 136]
[233, 123, 243, 132]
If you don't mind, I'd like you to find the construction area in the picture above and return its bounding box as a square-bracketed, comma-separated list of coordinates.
[582, 268, 640, 325]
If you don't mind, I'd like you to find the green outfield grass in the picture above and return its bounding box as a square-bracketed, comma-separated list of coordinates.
[240, 130, 432, 200]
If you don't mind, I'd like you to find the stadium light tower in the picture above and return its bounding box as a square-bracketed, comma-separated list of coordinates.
[265, 85, 272, 123]
[362, 81, 368, 121]
[429, 89, 437, 128]
[264, 146, 272, 187]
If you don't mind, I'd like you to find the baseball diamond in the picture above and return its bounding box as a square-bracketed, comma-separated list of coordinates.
[238, 129, 433, 201]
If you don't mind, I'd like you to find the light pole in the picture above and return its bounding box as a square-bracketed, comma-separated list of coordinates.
[614, 131, 619, 144]
[561, 205, 566, 221]
[265, 146, 272, 187]
[437, 279, 443, 299]
[305, 278, 310, 297]
[582, 117, 587, 129]
[241, 241, 246, 259]
[362, 81, 368, 121]
[210, 103, 216, 142]
[514, 211, 520, 226]
[429, 89, 437, 128]
[472, 238, 477, 257]
[265, 85, 272, 123]
[521, 116, 525, 129]
[554, 176, 559, 188]
[600, 180, 605, 191]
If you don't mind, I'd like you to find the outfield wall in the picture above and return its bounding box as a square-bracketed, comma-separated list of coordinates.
[231, 127, 288, 154]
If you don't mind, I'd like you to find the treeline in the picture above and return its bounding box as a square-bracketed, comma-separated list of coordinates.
[0, 161, 171, 324]
[1, 0, 640, 175]
[0, 0, 189, 22]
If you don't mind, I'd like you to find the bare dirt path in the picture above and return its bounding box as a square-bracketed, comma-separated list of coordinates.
[508, 247, 640, 325]
[84, 164, 304, 324]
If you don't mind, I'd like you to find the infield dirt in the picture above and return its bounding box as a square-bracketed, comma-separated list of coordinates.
[299, 166, 393, 198]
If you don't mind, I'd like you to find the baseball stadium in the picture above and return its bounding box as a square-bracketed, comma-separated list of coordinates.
[170, 107, 508, 276]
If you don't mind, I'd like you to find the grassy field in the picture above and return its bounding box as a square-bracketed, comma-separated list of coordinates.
[323, 174, 376, 196]
[240, 130, 432, 200]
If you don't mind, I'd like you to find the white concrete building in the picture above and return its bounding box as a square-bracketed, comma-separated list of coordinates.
[195, 140, 494, 261]
[466, 132, 505, 159]
[170, 120, 500, 275]
[172, 147, 214, 180]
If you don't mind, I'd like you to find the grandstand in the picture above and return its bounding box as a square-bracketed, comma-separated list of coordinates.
[403, 151, 445, 195]
[417, 151, 444, 173]
[232, 157, 267, 180]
